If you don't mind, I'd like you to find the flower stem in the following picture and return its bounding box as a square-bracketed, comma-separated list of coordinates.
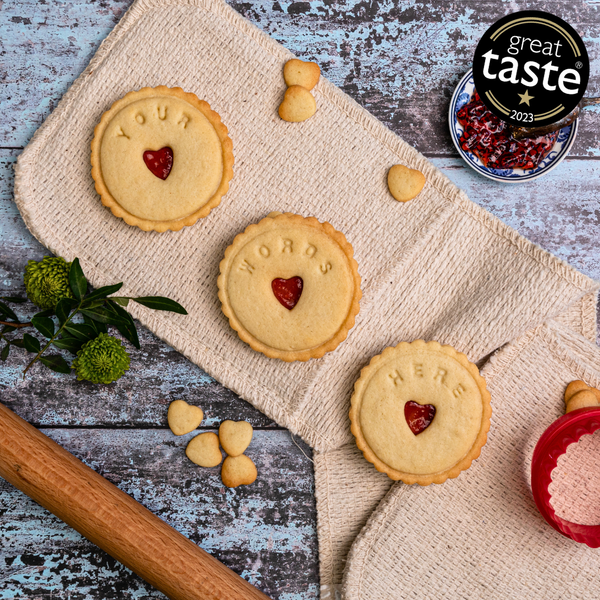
[0, 320, 32, 329]
[22, 302, 82, 378]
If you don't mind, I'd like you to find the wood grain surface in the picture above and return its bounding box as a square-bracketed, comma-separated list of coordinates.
[1, 0, 599, 598]
[0, 402, 273, 600]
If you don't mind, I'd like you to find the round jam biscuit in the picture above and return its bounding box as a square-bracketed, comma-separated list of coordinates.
[349, 340, 491, 485]
[218, 213, 361, 361]
[91, 87, 234, 232]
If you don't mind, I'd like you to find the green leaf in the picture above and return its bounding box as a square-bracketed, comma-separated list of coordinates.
[64, 323, 97, 341]
[33, 309, 55, 318]
[81, 299, 105, 310]
[10, 338, 25, 349]
[31, 316, 55, 339]
[83, 314, 107, 335]
[1, 344, 9, 361]
[40, 354, 71, 374]
[52, 337, 84, 354]
[23, 333, 41, 353]
[80, 307, 125, 325]
[131, 296, 188, 315]
[2, 325, 16, 334]
[83, 282, 123, 303]
[109, 296, 130, 307]
[0, 301, 19, 322]
[56, 298, 78, 325]
[68, 258, 88, 300]
[107, 300, 140, 349]
[0, 296, 27, 303]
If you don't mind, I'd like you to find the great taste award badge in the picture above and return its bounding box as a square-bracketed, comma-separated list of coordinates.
[473, 10, 589, 128]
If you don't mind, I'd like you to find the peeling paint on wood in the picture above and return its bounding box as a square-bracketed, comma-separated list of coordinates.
[0, 430, 317, 599]
[2, 0, 600, 155]
[1, 0, 600, 598]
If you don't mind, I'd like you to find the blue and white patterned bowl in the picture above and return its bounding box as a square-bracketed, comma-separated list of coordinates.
[449, 69, 578, 183]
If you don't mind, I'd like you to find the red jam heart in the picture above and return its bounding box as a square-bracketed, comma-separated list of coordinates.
[143, 147, 173, 180]
[404, 401, 436, 436]
[272, 277, 303, 310]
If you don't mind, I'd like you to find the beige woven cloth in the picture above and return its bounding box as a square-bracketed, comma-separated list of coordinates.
[12, 0, 600, 597]
[339, 320, 600, 600]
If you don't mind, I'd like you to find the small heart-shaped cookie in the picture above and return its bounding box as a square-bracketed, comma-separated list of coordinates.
[564, 380, 590, 403]
[566, 390, 599, 413]
[283, 59, 321, 91]
[387, 164, 426, 202]
[278, 86, 316, 122]
[564, 380, 600, 405]
[168, 400, 203, 436]
[221, 455, 258, 488]
[219, 420, 253, 457]
[185, 432, 222, 467]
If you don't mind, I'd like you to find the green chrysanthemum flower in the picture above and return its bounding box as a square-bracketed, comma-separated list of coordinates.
[24, 256, 74, 310]
[72, 333, 130, 384]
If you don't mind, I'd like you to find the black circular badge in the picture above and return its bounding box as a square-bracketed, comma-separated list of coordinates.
[473, 11, 589, 127]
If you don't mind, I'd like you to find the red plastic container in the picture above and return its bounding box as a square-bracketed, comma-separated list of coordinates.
[531, 406, 600, 547]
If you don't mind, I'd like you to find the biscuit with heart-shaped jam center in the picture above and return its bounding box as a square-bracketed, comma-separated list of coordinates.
[90, 86, 234, 232]
[349, 340, 491, 485]
[218, 213, 362, 362]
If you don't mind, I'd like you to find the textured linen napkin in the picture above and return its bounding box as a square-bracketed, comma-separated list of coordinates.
[341, 319, 600, 600]
[315, 294, 599, 598]
[13, 0, 599, 597]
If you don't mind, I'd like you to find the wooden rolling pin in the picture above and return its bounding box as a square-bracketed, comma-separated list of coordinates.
[0, 401, 271, 600]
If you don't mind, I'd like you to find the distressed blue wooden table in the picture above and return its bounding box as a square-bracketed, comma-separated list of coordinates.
[1, 1, 599, 598]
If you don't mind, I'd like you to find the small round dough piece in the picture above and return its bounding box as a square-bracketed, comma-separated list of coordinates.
[221, 455, 258, 488]
[387, 164, 426, 202]
[566, 390, 599, 413]
[279, 86, 316, 122]
[283, 59, 321, 90]
[219, 420, 253, 457]
[186, 432, 222, 467]
[168, 400, 204, 436]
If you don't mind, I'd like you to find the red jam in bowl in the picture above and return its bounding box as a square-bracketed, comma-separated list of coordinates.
[457, 91, 559, 170]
